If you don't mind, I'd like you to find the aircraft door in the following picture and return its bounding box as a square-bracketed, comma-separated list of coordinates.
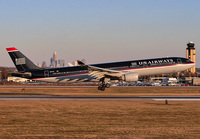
[44, 70, 49, 77]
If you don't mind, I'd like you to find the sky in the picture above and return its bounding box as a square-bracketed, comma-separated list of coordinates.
[1, 0, 200, 67]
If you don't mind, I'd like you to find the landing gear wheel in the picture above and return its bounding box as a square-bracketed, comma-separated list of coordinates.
[98, 86, 105, 91]
[105, 83, 111, 88]
[101, 87, 105, 91]
[98, 86, 101, 90]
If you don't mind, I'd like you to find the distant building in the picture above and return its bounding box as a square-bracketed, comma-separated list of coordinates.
[42, 61, 47, 68]
[38, 63, 42, 67]
[186, 41, 196, 73]
[53, 52, 57, 62]
[58, 60, 65, 67]
[50, 52, 58, 68]
[49, 52, 66, 68]
[50, 57, 53, 67]
[72, 61, 78, 66]
[7, 76, 31, 82]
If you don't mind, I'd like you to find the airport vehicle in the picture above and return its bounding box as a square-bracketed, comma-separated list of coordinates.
[6, 47, 195, 91]
[152, 81, 162, 86]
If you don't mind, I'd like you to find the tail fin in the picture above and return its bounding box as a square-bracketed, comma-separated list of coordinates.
[6, 47, 41, 72]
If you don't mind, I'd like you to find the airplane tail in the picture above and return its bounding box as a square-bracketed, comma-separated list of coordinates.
[6, 47, 41, 72]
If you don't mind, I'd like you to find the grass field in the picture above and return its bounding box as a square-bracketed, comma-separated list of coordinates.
[1, 87, 200, 96]
[0, 87, 200, 138]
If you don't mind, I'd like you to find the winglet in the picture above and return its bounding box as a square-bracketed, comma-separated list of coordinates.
[6, 47, 18, 52]
[77, 60, 86, 67]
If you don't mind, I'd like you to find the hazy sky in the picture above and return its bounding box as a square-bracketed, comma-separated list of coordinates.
[1, 0, 200, 67]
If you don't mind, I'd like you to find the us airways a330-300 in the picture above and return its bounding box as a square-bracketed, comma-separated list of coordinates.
[6, 47, 195, 91]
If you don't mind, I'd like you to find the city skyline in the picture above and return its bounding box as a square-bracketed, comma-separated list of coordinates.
[1, 0, 200, 67]
[38, 51, 85, 68]
[42, 51, 65, 68]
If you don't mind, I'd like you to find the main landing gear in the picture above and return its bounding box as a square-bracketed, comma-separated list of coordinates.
[98, 78, 111, 91]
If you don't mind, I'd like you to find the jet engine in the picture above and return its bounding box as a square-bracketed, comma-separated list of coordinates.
[121, 72, 138, 82]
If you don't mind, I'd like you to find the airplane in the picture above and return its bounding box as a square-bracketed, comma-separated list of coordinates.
[6, 47, 195, 91]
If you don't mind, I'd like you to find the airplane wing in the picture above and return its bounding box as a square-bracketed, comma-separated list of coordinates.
[77, 60, 123, 80]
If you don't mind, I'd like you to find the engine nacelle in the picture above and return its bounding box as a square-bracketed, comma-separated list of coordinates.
[121, 72, 138, 82]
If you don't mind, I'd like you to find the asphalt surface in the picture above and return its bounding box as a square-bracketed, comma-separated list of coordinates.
[0, 95, 200, 101]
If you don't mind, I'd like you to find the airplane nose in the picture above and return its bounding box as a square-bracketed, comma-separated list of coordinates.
[189, 63, 195, 68]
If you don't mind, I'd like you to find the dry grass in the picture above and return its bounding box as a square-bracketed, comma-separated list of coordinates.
[0, 87, 200, 138]
[0, 101, 200, 138]
[0, 87, 200, 96]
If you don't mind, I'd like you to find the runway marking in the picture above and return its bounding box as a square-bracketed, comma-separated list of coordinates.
[154, 99, 200, 101]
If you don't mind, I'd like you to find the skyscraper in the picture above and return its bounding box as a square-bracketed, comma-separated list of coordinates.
[53, 52, 57, 61]
[53, 52, 57, 67]
[50, 52, 58, 68]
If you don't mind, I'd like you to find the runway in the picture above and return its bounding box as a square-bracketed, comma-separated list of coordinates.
[0, 95, 200, 101]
